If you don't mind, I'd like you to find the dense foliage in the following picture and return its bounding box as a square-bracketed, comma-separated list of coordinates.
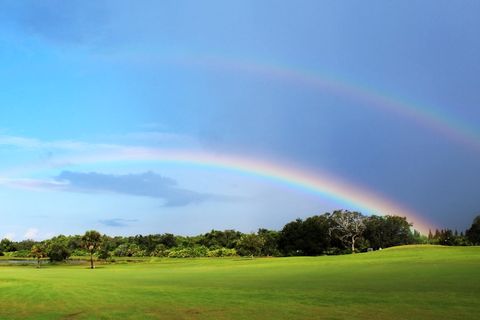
[1, 211, 478, 261]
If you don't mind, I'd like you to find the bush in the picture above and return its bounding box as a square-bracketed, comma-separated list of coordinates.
[112, 244, 142, 257]
[167, 246, 209, 258]
[8, 250, 31, 257]
[71, 249, 89, 257]
[167, 248, 190, 258]
[132, 250, 147, 257]
[207, 248, 237, 257]
[236, 234, 265, 256]
[150, 244, 169, 257]
[97, 248, 112, 260]
[3, 250, 31, 258]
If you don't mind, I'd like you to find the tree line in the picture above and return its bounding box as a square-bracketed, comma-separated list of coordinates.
[1, 211, 480, 266]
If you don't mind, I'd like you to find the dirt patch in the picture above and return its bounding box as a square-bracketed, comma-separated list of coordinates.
[185, 308, 202, 315]
[62, 311, 84, 319]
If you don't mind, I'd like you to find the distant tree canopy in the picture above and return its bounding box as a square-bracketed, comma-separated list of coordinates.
[0, 238, 16, 252]
[198, 230, 241, 249]
[0, 212, 477, 259]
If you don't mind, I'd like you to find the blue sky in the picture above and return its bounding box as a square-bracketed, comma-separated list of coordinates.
[0, 1, 479, 240]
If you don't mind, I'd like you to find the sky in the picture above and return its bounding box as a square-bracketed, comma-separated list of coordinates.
[0, 0, 479, 240]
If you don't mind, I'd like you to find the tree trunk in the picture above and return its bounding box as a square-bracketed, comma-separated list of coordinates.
[351, 237, 355, 254]
[90, 252, 94, 269]
[37, 257, 40, 268]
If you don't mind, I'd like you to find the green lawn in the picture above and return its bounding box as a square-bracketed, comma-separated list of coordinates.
[0, 245, 479, 319]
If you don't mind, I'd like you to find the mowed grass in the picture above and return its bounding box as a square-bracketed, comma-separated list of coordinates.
[0, 246, 479, 319]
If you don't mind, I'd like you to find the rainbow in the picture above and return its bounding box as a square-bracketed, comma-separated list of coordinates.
[178, 56, 480, 152]
[51, 147, 433, 234]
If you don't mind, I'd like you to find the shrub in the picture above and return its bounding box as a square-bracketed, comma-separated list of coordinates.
[46, 242, 71, 262]
[8, 250, 31, 257]
[167, 246, 209, 258]
[150, 244, 169, 257]
[112, 244, 142, 257]
[132, 250, 147, 257]
[71, 249, 89, 257]
[207, 248, 237, 257]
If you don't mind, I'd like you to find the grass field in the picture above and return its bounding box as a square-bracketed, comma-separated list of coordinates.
[0, 245, 479, 319]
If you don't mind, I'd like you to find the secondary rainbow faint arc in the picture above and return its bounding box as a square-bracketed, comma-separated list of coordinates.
[61, 147, 432, 234]
[180, 56, 480, 152]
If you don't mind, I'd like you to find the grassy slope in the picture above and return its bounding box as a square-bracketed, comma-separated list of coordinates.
[0, 245, 479, 320]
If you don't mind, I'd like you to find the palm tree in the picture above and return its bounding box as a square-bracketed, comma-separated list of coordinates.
[82, 230, 102, 269]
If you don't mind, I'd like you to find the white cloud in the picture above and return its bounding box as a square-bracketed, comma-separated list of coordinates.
[0, 134, 120, 151]
[0, 131, 198, 152]
[43, 232, 54, 239]
[24, 228, 39, 240]
[3, 232, 15, 240]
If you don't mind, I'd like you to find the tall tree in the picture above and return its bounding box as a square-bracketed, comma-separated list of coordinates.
[466, 215, 480, 245]
[82, 230, 102, 269]
[329, 210, 365, 253]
